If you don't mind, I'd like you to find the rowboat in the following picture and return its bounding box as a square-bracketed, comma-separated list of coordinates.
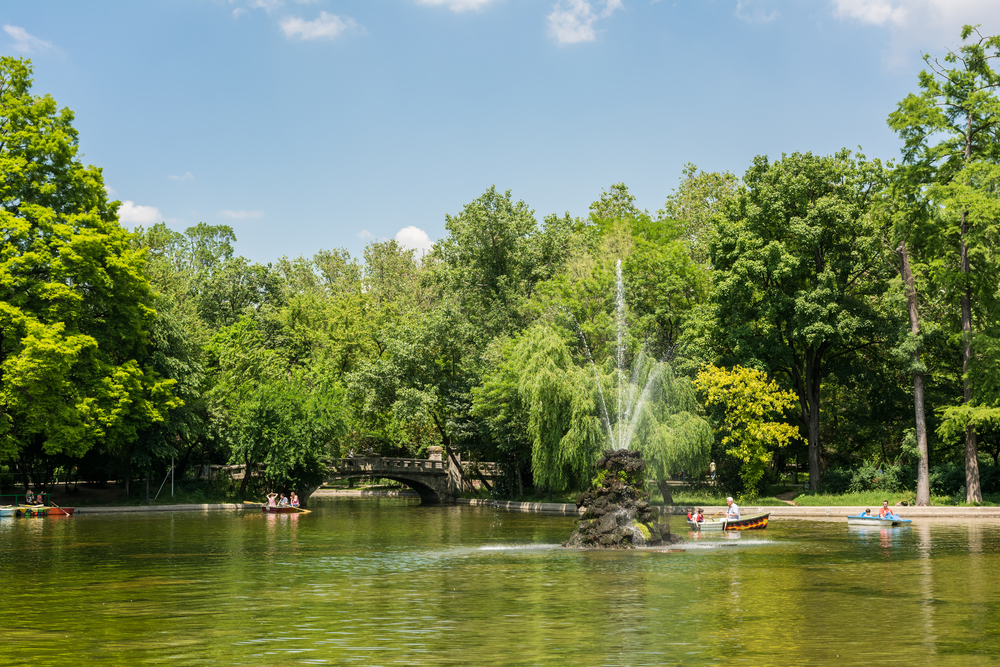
[16, 506, 49, 517]
[847, 513, 911, 527]
[260, 505, 307, 513]
[0, 506, 16, 517]
[688, 512, 770, 531]
[46, 506, 75, 516]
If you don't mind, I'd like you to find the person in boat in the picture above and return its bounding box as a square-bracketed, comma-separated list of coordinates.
[694, 508, 704, 522]
[878, 500, 896, 519]
[277, 493, 289, 507]
[24, 489, 34, 505]
[725, 496, 740, 520]
[32, 491, 44, 505]
[290, 492, 299, 508]
[862, 508, 872, 516]
[265, 492, 278, 508]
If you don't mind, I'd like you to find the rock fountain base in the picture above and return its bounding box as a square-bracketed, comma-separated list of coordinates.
[564, 450, 683, 549]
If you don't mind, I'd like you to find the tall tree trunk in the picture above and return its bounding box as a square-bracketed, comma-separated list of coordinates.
[898, 241, 930, 506]
[806, 352, 821, 493]
[960, 210, 983, 503]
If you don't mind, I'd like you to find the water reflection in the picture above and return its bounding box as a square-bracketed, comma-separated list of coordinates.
[3, 505, 1000, 665]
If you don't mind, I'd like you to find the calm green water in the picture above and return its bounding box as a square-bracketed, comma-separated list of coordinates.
[2, 499, 999, 666]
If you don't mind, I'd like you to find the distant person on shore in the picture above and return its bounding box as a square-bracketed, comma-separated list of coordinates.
[710, 461, 716, 481]
[266, 492, 278, 507]
[725, 496, 740, 520]
[290, 492, 299, 508]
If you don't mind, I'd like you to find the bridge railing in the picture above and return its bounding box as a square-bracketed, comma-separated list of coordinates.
[328, 457, 447, 473]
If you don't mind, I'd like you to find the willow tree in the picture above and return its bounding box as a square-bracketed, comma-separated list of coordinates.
[474, 323, 712, 500]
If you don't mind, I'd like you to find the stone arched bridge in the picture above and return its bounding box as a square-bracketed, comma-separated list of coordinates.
[326, 456, 499, 504]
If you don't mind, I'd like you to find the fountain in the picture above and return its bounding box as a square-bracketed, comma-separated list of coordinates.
[564, 448, 681, 548]
[565, 260, 683, 548]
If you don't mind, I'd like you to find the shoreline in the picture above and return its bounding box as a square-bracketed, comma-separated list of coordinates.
[36, 494, 1000, 519]
[455, 498, 1000, 519]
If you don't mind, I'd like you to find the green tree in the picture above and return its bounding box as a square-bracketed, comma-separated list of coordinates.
[0, 57, 178, 480]
[695, 364, 802, 500]
[709, 150, 897, 491]
[659, 163, 740, 266]
[888, 25, 1000, 502]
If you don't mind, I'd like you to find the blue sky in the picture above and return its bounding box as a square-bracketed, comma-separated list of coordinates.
[4, 0, 1000, 263]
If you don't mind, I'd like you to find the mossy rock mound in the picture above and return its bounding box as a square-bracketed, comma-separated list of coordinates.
[564, 449, 683, 549]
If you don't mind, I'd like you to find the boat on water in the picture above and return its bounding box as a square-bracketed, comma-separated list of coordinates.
[847, 512, 911, 527]
[260, 505, 307, 514]
[0, 506, 16, 517]
[46, 506, 75, 516]
[16, 506, 49, 517]
[688, 512, 770, 531]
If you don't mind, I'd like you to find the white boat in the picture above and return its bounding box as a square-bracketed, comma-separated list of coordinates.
[0, 506, 16, 517]
[847, 513, 912, 527]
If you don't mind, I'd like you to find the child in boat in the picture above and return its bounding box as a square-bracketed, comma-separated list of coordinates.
[862, 509, 872, 516]
[290, 492, 299, 508]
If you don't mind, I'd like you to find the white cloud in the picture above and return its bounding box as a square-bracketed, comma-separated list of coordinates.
[3, 25, 56, 54]
[735, 0, 778, 24]
[104, 185, 117, 196]
[168, 172, 195, 182]
[358, 230, 374, 240]
[547, 0, 623, 45]
[395, 226, 434, 255]
[250, 0, 284, 12]
[118, 201, 162, 224]
[219, 209, 265, 219]
[831, 0, 1000, 67]
[280, 12, 359, 40]
[417, 0, 496, 11]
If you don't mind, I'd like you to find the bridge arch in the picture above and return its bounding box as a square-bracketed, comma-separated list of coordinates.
[326, 457, 457, 504]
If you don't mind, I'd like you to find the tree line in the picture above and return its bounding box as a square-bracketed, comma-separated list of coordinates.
[4, 26, 1000, 504]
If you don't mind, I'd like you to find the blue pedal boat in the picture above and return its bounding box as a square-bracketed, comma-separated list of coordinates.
[847, 512, 912, 527]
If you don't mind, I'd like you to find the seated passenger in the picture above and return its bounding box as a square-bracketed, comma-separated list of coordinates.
[878, 500, 894, 518]
[290, 492, 299, 507]
[725, 496, 741, 520]
[277, 493, 289, 507]
[862, 508, 872, 516]
[24, 489, 34, 505]
[33, 491, 44, 505]
[265, 492, 278, 507]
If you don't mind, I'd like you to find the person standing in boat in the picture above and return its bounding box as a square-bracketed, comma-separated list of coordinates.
[725, 496, 740, 520]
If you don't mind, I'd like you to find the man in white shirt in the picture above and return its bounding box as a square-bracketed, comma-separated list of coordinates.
[725, 496, 740, 520]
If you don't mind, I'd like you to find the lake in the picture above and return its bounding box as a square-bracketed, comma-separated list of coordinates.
[1, 497, 998, 666]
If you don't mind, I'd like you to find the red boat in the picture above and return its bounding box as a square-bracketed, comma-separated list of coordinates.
[46, 506, 75, 516]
